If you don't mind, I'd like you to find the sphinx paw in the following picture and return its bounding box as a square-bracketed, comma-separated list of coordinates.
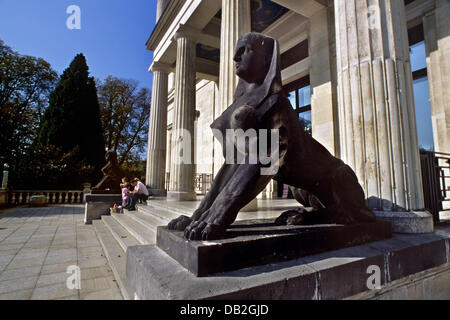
[168, 215, 192, 231]
[184, 221, 207, 240]
[201, 223, 226, 241]
[275, 208, 307, 225]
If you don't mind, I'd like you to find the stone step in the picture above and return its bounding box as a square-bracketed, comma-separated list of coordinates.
[137, 204, 179, 224]
[102, 215, 140, 252]
[145, 200, 190, 218]
[111, 212, 156, 244]
[93, 220, 135, 300]
[125, 210, 166, 233]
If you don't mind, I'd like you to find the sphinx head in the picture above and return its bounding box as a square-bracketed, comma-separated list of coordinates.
[233, 33, 275, 85]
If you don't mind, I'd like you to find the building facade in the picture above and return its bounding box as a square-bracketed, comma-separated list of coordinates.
[145, 0, 449, 218]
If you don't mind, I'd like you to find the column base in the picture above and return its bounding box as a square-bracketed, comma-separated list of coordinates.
[374, 210, 434, 234]
[148, 188, 167, 197]
[167, 191, 197, 201]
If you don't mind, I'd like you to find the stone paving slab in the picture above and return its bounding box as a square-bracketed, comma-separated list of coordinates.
[0, 205, 123, 300]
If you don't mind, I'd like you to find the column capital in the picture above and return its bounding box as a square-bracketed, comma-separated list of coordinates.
[149, 61, 172, 73]
[173, 24, 200, 42]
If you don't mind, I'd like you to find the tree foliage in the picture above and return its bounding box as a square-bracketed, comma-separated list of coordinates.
[0, 40, 150, 189]
[97, 76, 150, 165]
[0, 39, 58, 187]
[121, 160, 147, 182]
[13, 144, 95, 189]
[37, 53, 105, 185]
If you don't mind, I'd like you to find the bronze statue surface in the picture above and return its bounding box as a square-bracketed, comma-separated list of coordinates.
[92, 150, 123, 194]
[168, 33, 376, 240]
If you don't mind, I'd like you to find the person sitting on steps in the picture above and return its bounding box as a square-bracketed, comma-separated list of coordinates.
[128, 178, 149, 211]
[121, 182, 131, 210]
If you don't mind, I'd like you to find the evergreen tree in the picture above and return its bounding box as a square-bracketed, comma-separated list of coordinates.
[38, 54, 105, 183]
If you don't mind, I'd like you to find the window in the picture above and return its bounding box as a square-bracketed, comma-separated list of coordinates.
[279, 78, 312, 199]
[409, 24, 434, 151]
[285, 76, 311, 135]
[410, 41, 427, 72]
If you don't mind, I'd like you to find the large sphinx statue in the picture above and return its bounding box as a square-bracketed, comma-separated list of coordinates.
[168, 33, 376, 240]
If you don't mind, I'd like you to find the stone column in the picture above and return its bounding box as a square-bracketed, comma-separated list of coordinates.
[167, 25, 198, 201]
[334, 0, 433, 233]
[214, 0, 252, 177]
[217, 0, 251, 117]
[310, 6, 339, 156]
[146, 61, 171, 196]
[423, 0, 450, 155]
[214, 0, 254, 208]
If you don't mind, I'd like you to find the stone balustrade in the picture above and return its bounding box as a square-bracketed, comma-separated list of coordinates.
[8, 190, 85, 205]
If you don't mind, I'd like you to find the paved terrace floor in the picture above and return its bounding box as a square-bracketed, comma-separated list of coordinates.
[0, 205, 123, 300]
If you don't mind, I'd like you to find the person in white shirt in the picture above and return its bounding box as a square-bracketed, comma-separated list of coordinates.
[128, 178, 149, 211]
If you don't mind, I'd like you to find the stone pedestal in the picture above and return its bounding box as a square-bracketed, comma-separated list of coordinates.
[167, 25, 198, 201]
[156, 219, 391, 276]
[30, 195, 46, 207]
[146, 61, 171, 197]
[126, 216, 450, 300]
[82, 184, 91, 203]
[334, 0, 433, 233]
[375, 211, 434, 234]
[127, 225, 450, 300]
[84, 194, 121, 224]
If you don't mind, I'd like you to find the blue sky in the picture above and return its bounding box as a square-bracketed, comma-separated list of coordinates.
[0, 0, 156, 89]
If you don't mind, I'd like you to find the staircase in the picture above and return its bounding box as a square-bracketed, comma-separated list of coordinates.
[93, 201, 181, 300]
[92, 197, 288, 299]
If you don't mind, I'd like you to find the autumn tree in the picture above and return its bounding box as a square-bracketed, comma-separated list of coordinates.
[0, 39, 58, 187]
[97, 76, 150, 164]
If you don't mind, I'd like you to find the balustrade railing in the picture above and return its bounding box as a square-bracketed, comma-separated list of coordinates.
[195, 174, 213, 195]
[164, 173, 213, 195]
[7, 190, 85, 205]
[420, 150, 450, 222]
